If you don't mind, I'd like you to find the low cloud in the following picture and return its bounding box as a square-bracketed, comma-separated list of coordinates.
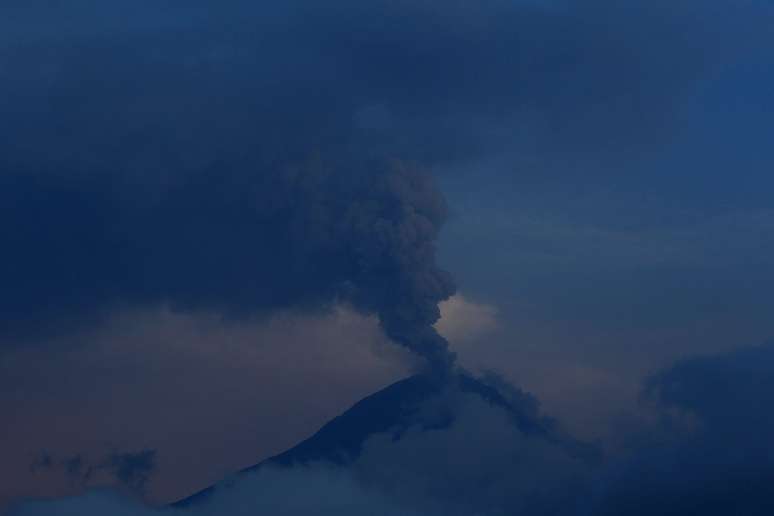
[10, 380, 592, 516]
[9, 467, 429, 516]
[588, 343, 774, 515]
[10, 344, 774, 515]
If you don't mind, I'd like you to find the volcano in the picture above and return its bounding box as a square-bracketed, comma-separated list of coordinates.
[172, 372, 597, 511]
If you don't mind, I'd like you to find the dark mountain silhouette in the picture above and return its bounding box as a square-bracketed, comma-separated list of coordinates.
[172, 372, 597, 508]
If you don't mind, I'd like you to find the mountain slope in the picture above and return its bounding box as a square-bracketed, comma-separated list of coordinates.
[172, 372, 596, 508]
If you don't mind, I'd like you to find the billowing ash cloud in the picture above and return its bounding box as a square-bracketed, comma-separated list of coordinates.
[1, 159, 455, 368]
[0, 0, 490, 370]
[4, 0, 768, 366]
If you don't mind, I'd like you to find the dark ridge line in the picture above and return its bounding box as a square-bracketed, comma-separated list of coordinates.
[171, 372, 599, 508]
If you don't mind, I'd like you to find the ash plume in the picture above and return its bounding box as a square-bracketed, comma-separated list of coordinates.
[2, 0, 749, 369]
[1, 157, 456, 371]
[341, 160, 457, 371]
